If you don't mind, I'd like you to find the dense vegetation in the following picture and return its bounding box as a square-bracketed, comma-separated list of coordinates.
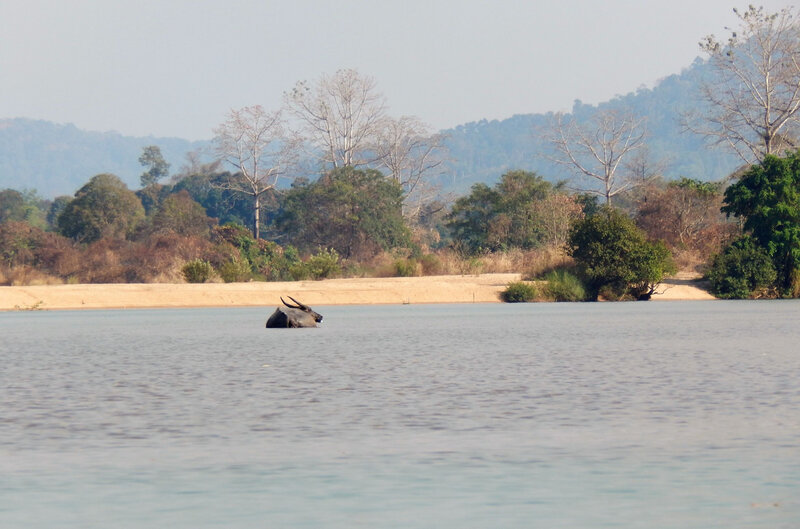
[1, 148, 798, 300]
[710, 152, 800, 298]
[4, 7, 800, 300]
[567, 207, 676, 300]
[0, 155, 727, 293]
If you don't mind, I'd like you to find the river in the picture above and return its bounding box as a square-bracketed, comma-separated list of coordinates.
[1, 301, 798, 528]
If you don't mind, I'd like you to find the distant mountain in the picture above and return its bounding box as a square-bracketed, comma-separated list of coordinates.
[0, 119, 208, 198]
[439, 57, 742, 194]
[1, 57, 742, 200]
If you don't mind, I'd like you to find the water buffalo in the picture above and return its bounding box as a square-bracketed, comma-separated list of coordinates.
[266, 297, 323, 328]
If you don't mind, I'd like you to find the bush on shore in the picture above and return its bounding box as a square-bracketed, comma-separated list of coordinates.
[500, 281, 539, 302]
[182, 259, 214, 283]
[543, 269, 587, 301]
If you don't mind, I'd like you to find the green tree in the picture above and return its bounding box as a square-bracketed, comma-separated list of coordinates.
[568, 206, 676, 300]
[445, 182, 501, 253]
[0, 189, 26, 224]
[171, 171, 251, 227]
[57, 174, 145, 243]
[0, 189, 48, 228]
[277, 167, 410, 260]
[722, 152, 800, 294]
[445, 170, 578, 254]
[139, 145, 170, 188]
[707, 236, 777, 298]
[150, 190, 216, 237]
[47, 196, 72, 229]
[211, 223, 299, 281]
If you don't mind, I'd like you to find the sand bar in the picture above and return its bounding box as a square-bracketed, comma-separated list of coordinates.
[0, 273, 714, 311]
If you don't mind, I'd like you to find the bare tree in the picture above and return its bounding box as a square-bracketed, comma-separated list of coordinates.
[546, 109, 648, 205]
[173, 149, 222, 183]
[375, 115, 448, 219]
[694, 5, 800, 163]
[213, 105, 293, 239]
[531, 193, 585, 248]
[623, 145, 669, 187]
[285, 68, 387, 169]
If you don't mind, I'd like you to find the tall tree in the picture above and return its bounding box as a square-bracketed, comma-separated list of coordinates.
[375, 116, 448, 219]
[213, 105, 293, 239]
[695, 5, 800, 163]
[0, 189, 48, 228]
[57, 174, 145, 243]
[722, 152, 800, 294]
[277, 167, 410, 260]
[0, 189, 26, 224]
[149, 190, 216, 238]
[138, 145, 170, 188]
[546, 109, 648, 205]
[285, 69, 387, 169]
[445, 170, 579, 254]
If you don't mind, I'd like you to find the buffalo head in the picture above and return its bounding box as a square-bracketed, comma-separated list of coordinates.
[266, 296, 323, 328]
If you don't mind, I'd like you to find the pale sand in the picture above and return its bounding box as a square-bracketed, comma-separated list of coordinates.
[0, 273, 714, 311]
[652, 275, 717, 301]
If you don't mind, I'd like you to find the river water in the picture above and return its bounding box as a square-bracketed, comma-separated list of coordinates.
[1, 301, 798, 528]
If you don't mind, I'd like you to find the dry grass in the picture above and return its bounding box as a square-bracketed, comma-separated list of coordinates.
[369, 247, 572, 278]
[1, 231, 573, 286]
[0, 265, 64, 286]
[670, 247, 710, 276]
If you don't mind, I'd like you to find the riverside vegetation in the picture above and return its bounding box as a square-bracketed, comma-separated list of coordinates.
[3, 159, 796, 301]
[4, 7, 800, 300]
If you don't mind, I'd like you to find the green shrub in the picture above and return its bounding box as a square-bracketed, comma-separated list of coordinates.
[393, 258, 420, 277]
[708, 237, 777, 299]
[218, 257, 251, 283]
[290, 248, 341, 280]
[544, 269, 587, 301]
[501, 281, 538, 302]
[181, 259, 214, 283]
[568, 206, 676, 300]
[256, 245, 299, 281]
[459, 256, 484, 275]
[214, 224, 296, 281]
[722, 153, 800, 294]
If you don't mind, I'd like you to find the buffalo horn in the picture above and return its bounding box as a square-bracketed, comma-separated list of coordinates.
[281, 297, 299, 309]
[287, 296, 309, 310]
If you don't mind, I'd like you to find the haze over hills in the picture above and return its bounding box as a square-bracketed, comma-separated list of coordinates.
[442, 58, 741, 194]
[0, 120, 206, 197]
[0, 57, 741, 199]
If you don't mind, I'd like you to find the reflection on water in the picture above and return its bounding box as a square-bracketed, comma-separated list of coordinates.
[1, 301, 799, 528]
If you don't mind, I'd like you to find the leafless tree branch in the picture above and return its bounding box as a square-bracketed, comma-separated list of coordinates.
[689, 6, 800, 164]
[213, 105, 295, 239]
[285, 69, 388, 170]
[545, 109, 648, 205]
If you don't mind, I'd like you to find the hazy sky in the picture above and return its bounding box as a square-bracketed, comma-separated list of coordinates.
[0, 0, 794, 140]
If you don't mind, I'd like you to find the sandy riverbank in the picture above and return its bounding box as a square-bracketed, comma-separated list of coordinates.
[0, 273, 715, 311]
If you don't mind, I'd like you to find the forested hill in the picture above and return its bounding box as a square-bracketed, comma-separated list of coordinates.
[1, 57, 741, 199]
[440, 58, 742, 194]
[0, 119, 206, 197]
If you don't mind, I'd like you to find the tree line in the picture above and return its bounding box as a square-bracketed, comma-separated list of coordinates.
[3, 5, 800, 300]
[2, 155, 793, 300]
